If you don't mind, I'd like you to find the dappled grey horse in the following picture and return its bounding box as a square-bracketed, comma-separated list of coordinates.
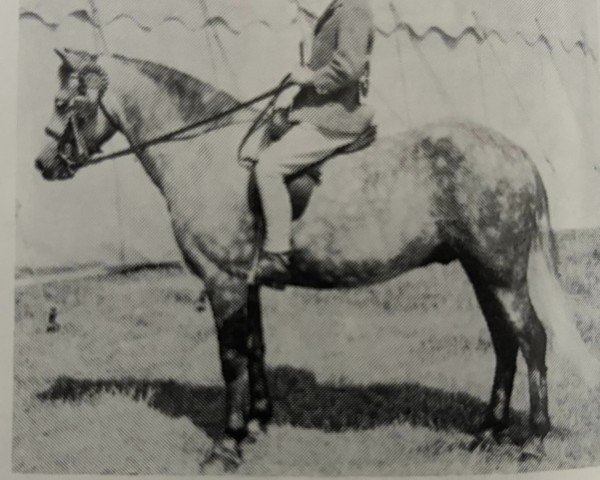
[35, 49, 599, 464]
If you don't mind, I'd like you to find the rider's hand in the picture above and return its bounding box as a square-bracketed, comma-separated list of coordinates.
[290, 66, 314, 86]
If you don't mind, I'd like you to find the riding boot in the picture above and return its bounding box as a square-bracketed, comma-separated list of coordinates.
[255, 251, 291, 289]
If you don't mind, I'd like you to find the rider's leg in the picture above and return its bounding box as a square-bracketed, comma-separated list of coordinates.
[256, 123, 355, 253]
[254, 123, 354, 285]
[255, 161, 293, 253]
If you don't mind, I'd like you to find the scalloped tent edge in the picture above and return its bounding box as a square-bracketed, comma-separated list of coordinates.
[18, 0, 598, 59]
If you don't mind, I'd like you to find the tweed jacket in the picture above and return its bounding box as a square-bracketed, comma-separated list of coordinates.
[289, 0, 375, 135]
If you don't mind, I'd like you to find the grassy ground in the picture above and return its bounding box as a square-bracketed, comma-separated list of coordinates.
[12, 230, 600, 475]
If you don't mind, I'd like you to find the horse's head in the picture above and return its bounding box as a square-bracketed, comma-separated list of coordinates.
[35, 49, 118, 180]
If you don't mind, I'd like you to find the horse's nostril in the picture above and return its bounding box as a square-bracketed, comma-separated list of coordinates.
[35, 159, 43, 171]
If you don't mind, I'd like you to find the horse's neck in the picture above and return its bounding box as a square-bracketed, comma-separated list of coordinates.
[104, 58, 255, 264]
[105, 58, 244, 193]
[103, 61, 173, 189]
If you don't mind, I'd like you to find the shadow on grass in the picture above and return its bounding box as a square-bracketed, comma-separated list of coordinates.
[37, 365, 530, 441]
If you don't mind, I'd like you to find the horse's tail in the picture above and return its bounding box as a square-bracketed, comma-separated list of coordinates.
[527, 175, 600, 388]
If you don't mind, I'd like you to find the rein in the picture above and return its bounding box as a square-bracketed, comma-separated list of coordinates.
[236, 74, 292, 163]
[90, 77, 294, 165]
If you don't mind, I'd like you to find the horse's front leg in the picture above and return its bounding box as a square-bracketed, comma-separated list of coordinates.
[246, 284, 273, 436]
[204, 275, 252, 458]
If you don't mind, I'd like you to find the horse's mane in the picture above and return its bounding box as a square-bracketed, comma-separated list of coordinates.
[111, 53, 242, 123]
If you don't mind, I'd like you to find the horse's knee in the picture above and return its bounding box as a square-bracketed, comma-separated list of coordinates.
[212, 301, 250, 381]
[220, 348, 248, 381]
[247, 336, 265, 361]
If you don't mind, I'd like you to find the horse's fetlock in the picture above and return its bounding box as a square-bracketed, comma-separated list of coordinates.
[479, 414, 507, 434]
[225, 426, 249, 444]
[530, 415, 551, 438]
[249, 399, 273, 423]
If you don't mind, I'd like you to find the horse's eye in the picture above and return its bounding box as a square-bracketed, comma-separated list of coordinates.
[67, 75, 80, 90]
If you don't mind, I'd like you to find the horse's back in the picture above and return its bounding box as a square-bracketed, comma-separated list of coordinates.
[290, 128, 445, 286]
[300, 119, 539, 229]
[290, 120, 544, 286]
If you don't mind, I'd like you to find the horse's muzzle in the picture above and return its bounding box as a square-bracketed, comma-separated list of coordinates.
[35, 141, 77, 181]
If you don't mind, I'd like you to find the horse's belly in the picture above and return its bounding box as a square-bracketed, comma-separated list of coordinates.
[290, 157, 439, 287]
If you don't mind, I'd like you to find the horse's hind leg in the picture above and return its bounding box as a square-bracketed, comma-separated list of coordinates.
[466, 270, 550, 457]
[467, 272, 519, 440]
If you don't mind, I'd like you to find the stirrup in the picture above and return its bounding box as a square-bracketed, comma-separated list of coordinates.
[249, 251, 290, 289]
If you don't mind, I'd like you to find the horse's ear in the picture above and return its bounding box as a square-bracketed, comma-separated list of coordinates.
[54, 48, 71, 67]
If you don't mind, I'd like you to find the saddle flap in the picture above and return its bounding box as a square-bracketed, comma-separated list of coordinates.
[338, 124, 377, 154]
[249, 123, 378, 222]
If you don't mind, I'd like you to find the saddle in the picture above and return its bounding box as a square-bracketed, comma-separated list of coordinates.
[288, 124, 377, 219]
[248, 120, 378, 221]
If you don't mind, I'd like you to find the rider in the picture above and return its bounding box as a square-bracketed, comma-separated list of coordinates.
[251, 0, 376, 286]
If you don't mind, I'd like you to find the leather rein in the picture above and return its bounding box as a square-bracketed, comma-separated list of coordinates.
[46, 73, 294, 175]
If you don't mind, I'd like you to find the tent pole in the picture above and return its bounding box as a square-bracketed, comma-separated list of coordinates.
[472, 13, 491, 125]
[535, 18, 586, 135]
[199, 0, 240, 95]
[388, 2, 413, 126]
[88, 0, 108, 53]
[87, 0, 128, 266]
[472, 11, 555, 172]
[15, 201, 48, 329]
[390, 2, 455, 117]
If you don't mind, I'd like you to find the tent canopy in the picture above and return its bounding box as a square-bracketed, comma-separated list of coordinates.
[20, 0, 598, 52]
[16, 0, 600, 271]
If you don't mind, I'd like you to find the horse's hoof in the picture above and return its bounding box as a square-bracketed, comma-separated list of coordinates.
[200, 439, 242, 473]
[247, 419, 262, 437]
[520, 438, 545, 462]
[246, 419, 269, 443]
[469, 429, 498, 452]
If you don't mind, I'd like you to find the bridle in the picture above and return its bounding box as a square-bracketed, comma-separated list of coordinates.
[44, 71, 115, 176]
[45, 116, 84, 177]
[45, 67, 294, 177]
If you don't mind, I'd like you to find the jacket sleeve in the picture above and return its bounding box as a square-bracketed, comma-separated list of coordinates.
[311, 4, 374, 95]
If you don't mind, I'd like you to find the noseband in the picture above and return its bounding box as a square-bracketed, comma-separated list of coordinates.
[45, 114, 90, 176]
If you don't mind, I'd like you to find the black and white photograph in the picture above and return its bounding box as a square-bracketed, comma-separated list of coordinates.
[8, 0, 600, 476]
